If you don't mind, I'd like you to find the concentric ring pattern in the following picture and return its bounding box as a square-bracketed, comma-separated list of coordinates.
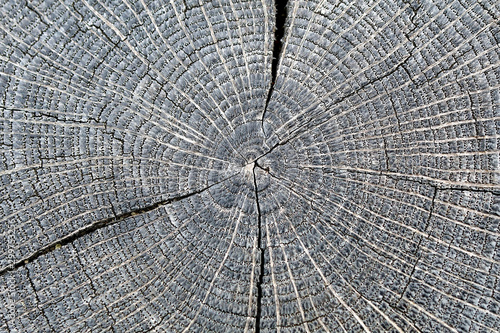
[0, 0, 499, 332]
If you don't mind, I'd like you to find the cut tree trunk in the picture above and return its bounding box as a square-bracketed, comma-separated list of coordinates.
[0, 0, 499, 332]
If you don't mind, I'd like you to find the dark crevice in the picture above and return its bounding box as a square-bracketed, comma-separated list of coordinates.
[0, 172, 240, 276]
[382, 137, 391, 171]
[424, 187, 438, 233]
[272, 3, 421, 144]
[71, 243, 116, 332]
[25, 268, 56, 332]
[466, 91, 482, 138]
[252, 162, 265, 332]
[267, 51, 411, 145]
[384, 87, 403, 136]
[254, 160, 269, 173]
[281, 51, 414, 142]
[25, 1, 51, 26]
[394, 254, 420, 306]
[265, 169, 426, 318]
[271, 0, 289, 85]
[254, 136, 291, 164]
[261, 0, 289, 134]
[71, 2, 84, 22]
[396, 186, 436, 306]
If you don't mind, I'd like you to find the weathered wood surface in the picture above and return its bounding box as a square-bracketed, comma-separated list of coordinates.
[0, 0, 499, 331]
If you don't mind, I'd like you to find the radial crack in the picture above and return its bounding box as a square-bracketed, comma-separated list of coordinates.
[252, 162, 265, 332]
[71, 243, 116, 332]
[396, 186, 437, 305]
[25, 268, 56, 332]
[0, 172, 240, 276]
[261, 0, 289, 133]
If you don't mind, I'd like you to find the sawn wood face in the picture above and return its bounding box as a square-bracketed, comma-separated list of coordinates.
[0, 0, 498, 332]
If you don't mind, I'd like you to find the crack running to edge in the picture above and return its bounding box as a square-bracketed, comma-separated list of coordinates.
[261, 0, 289, 134]
[252, 162, 265, 332]
[0, 173, 240, 276]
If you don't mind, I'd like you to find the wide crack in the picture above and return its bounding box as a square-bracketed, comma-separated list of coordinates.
[252, 162, 265, 332]
[6, 1, 294, 329]
[255, 1, 289, 326]
[261, 0, 289, 134]
[26, 267, 56, 332]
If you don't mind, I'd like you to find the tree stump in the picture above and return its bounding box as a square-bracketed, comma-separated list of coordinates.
[0, 0, 499, 332]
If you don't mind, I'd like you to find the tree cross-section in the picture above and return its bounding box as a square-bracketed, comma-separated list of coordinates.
[0, 0, 499, 332]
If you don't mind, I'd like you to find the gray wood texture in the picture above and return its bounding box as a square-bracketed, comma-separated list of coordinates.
[0, 0, 499, 332]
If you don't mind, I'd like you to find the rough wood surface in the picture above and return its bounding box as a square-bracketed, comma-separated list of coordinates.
[0, 0, 499, 332]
